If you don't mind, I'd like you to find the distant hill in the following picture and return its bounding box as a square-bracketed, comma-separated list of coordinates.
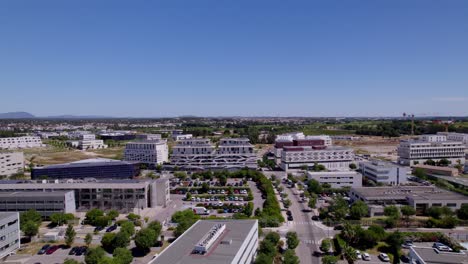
[0, 112, 35, 119]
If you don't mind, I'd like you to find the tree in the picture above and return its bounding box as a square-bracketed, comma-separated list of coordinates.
[386, 231, 403, 264]
[50, 213, 74, 226]
[343, 244, 358, 264]
[101, 233, 116, 252]
[22, 221, 39, 239]
[64, 259, 81, 264]
[107, 210, 119, 220]
[283, 199, 291, 208]
[127, 213, 140, 221]
[243, 202, 254, 217]
[85, 209, 104, 226]
[440, 215, 458, 228]
[384, 205, 401, 219]
[322, 255, 339, 264]
[95, 216, 111, 228]
[20, 209, 42, 227]
[120, 221, 136, 236]
[458, 204, 468, 220]
[286, 231, 299, 250]
[113, 247, 133, 264]
[328, 196, 349, 222]
[424, 159, 436, 166]
[308, 197, 317, 209]
[321, 238, 331, 252]
[350, 201, 368, 220]
[135, 228, 157, 252]
[147, 221, 162, 237]
[85, 247, 106, 264]
[438, 158, 451, 167]
[341, 223, 360, 245]
[85, 233, 93, 247]
[113, 231, 131, 249]
[65, 224, 76, 247]
[259, 239, 276, 256]
[200, 182, 210, 193]
[349, 163, 357, 170]
[219, 174, 227, 186]
[401, 205, 416, 227]
[254, 253, 273, 264]
[307, 179, 323, 194]
[265, 232, 280, 245]
[283, 249, 300, 264]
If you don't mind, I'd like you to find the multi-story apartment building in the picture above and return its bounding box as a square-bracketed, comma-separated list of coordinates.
[152, 220, 258, 264]
[124, 140, 169, 166]
[397, 135, 466, 166]
[280, 145, 354, 171]
[31, 158, 140, 180]
[0, 152, 24, 177]
[274, 132, 332, 159]
[68, 134, 107, 150]
[0, 191, 76, 217]
[0, 212, 20, 258]
[0, 178, 170, 212]
[307, 171, 362, 188]
[0, 136, 43, 150]
[359, 160, 409, 185]
[170, 138, 257, 171]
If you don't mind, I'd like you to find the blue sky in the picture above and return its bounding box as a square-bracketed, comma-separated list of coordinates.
[1, 0, 467, 117]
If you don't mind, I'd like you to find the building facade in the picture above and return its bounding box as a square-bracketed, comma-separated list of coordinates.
[0, 191, 76, 217]
[274, 132, 332, 159]
[0, 136, 43, 150]
[359, 160, 409, 185]
[31, 158, 140, 180]
[0, 152, 24, 177]
[397, 135, 466, 166]
[124, 140, 169, 165]
[173, 134, 193, 141]
[307, 171, 362, 188]
[152, 220, 258, 264]
[0, 212, 20, 259]
[0, 179, 169, 212]
[136, 134, 162, 141]
[67, 134, 107, 150]
[280, 146, 354, 171]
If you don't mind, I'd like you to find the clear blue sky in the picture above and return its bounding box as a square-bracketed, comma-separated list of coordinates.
[1, 0, 467, 117]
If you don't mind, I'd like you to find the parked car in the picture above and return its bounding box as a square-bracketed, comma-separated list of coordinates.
[302, 208, 312, 213]
[76, 246, 88, 256]
[46, 245, 60, 255]
[433, 242, 453, 252]
[287, 215, 294, 221]
[356, 250, 362, 259]
[402, 240, 413, 248]
[38, 244, 50, 255]
[362, 252, 371, 261]
[68, 246, 79, 255]
[400, 255, 410, 263]
[106, 224, 117, 232]
[379, 253, 390, 262]
[311, 215, 320, 221]
[286, 210, 292, 216]
[333, 225, 344, 230]
[94, 226, 105, 232]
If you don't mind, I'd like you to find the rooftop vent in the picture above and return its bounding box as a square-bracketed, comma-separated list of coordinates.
[193, 224, 226, 254]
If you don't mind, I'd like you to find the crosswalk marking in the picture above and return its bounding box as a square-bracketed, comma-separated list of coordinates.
[302, 240, 315, 244]
[288, 221, 315, 225]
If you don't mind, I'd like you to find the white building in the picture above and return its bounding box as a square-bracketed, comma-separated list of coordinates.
[218, 138, 255, 155]
[124, 140, 169, 165]
[274, 132, 332, 159]
[359, 160, 409, 185]
[307, 171, 362, 188]
[0, 136, 43, 150]
[173, 134, 193, 141]
[409, 246, 468, 264]
[172, 138, 215, 155]
[136, 134, 161, 141]
[280, 146, 354, 171]
[438, 132, 468, 146]
[67, 134, 107, 150]
[397, 135, 466, 166]
[0, 152, 24, 177]
[152, 219, 258, 264]
[0, 212, 20, 259]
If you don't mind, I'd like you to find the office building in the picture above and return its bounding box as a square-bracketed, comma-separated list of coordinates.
[413, 164, 460, 177]
[0, 212, 20, 259]
[0, 152, 24, 177]
[307, 171, 362, 188]
[136, 134, 162, 141]
[0, 136, 43, 150]
[0, 178, 170, 212]
[124, 140, 169, 166]
[437, 132, 468, 145]
[409, 246, 468, 264]
[99, 132, 136, 141]
[274, 132, 332, 159]
[67, 134, 107, 150]
[173, 134, 193, 141]
[152, 219, 258, 264]
[397, 135, 466, 166]
[349, 186, 468, 215]
[359, 160, 409, 185]
[31, 158, 140, 180]
[0, 191, 76, 217]
[280, 145, 354, 171]
[170, 138, 257, 171]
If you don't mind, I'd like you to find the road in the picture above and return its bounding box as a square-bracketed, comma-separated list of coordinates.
[282, 183, 330, 264]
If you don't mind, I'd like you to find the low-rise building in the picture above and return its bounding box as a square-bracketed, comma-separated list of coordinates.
[307, 171, 362, 188]
[67, 134, 107, 150]
[136, 134, 162, 141]
[0, 136, 43, 150]
[0, 152, 24, 177]
[437, 132, 468, 146]
[173, 134, 193, 141]
[274, 132, 332, 159]
[124, 140, 169, 166]
[0, 212, 20, 259]
[31, 158, 140, 180]
[349, 186, 468, 214]
[280, 145, 354, 171]
[413, 164, 460, 177]
[151, 219, 258, 264]
[99, 132, 136, 141]
[0, 178, 170, 212]
[359, 160, 409, 185]
[409, 246, 468, 264]
[397, 135, 466, 166]
[0, 191, 76, 217]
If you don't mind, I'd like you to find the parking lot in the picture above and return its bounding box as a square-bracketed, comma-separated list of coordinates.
[25, 245, 86, 264]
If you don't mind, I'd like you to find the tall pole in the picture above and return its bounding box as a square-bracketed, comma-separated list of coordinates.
[411, 114, 415, 136]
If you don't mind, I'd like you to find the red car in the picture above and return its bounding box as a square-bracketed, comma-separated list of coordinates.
[46, 245, 60, 255]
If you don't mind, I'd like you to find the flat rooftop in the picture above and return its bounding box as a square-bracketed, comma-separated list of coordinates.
[0, 212, 18, 221]
[0, 191, 72, 198]
[154, 219, 257, 264]
[351, 186, 467, 201]
[0, 179, 151, 189]
[411, 247, 468, 264]
[33, 158, 137, 170]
